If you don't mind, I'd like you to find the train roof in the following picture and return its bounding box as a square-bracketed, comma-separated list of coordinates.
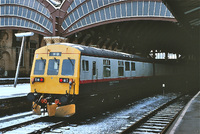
[52, 43, 153, 62]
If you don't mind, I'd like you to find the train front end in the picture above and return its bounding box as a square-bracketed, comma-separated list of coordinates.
[28, 44, 80, 117]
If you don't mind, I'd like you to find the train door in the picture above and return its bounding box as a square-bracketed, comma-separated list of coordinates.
[92, 61, 98, 93]
[92, 61, 97, 81]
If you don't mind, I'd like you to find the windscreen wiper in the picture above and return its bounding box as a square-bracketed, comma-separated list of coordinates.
[68, 57, 74, 66]
[54, 57, 59, 65]
[41, 57, 46, 64]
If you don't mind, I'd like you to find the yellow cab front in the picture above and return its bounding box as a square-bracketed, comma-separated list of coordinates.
[27, 44, 80, 117]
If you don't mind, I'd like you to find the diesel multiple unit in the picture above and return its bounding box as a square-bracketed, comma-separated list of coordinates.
[27, 40, 180, 117]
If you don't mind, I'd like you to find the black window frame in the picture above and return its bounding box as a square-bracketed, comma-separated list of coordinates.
[118, 61, 124, 76]
[125, 61, 130, 71]
[82, 60, 89, 71]
[131, 62, 136, 71]
[103, 59, 111, 77]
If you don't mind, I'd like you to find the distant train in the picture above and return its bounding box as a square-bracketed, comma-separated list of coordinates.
[27, 37, 181, 117]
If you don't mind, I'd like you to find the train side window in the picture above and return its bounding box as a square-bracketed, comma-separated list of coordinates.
[131, 62, 136, 71]
[82, 60, 89, 71]
[125, 62, 130, 71]
[103, 59, 111, 77]
[118, 61, 124, 76]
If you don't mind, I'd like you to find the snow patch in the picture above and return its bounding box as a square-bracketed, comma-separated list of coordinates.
[0, 84, 30, 99]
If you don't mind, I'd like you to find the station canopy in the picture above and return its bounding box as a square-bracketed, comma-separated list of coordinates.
[0, 0, 198, 57]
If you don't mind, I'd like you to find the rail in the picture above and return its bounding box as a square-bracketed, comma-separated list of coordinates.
[118, 95, 189, 133]
[0, 112, 47, 133]
[0, 77, 30, 85]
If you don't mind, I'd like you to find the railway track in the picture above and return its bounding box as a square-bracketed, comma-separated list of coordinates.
[29, 94, 183, 134]
[0, 111, 49, 133]
[0, 94, 191, 134]
[4, 120, 65, 134]
[118, 95, 190, 134]
[0, 111, 74, 134]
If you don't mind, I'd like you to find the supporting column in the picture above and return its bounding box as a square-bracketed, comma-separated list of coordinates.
[153, 50, 156, 76]
[165, 52, 168, 60]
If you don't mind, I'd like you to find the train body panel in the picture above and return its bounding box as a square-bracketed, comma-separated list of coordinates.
[28, 42, 182, 117]
[79, 55, 154, 82]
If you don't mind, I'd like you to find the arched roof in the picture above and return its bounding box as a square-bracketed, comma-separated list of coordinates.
[0, 0, 53, 36]
[61, 0, 175, 36]
[0, 0, 176, 37]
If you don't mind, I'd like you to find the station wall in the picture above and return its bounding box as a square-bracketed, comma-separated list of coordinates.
[0, 30, 44, 77]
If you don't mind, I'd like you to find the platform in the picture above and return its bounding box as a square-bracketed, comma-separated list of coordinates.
[167, 91, 200, 134]
[0, 84, 30, 99]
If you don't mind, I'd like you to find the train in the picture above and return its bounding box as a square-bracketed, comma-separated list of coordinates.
[27, 37, 182, 117]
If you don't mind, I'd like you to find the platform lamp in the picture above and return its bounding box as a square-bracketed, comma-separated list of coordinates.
[14, 32, 34, 87]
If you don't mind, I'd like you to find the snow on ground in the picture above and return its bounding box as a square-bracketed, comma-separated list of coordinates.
[52, 94, 177, 134]
[0, 84, 30, 99]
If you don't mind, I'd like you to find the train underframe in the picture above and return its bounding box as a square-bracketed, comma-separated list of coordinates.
[27, 93, 77, 117]
[76, 75, 188, 117]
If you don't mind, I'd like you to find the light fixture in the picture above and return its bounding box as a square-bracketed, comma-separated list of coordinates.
[14, 32, 34, 87]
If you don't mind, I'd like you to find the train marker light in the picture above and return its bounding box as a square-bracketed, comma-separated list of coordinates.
[40, 78, 44, 82]
[59, 78, 69, 83]
[34, 77, 44, 82]
[59, 78, 63, 83]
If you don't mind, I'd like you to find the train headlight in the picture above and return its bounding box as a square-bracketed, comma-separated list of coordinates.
[33, 77, 44, 82]
[59, 78, 69, 83]
[63, 79, 67, 83]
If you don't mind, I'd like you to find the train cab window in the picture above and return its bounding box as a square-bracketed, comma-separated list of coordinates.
[103, 59, 111, 77]
[62, 59, 75, 76]
[131, 62, 136, 71]
[34, 59, 46, 75]
[118, 61, 124, 76]
[82, 60, 89, 71]
[47, 59, 60, 75]
[125, 62, 130, 71]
